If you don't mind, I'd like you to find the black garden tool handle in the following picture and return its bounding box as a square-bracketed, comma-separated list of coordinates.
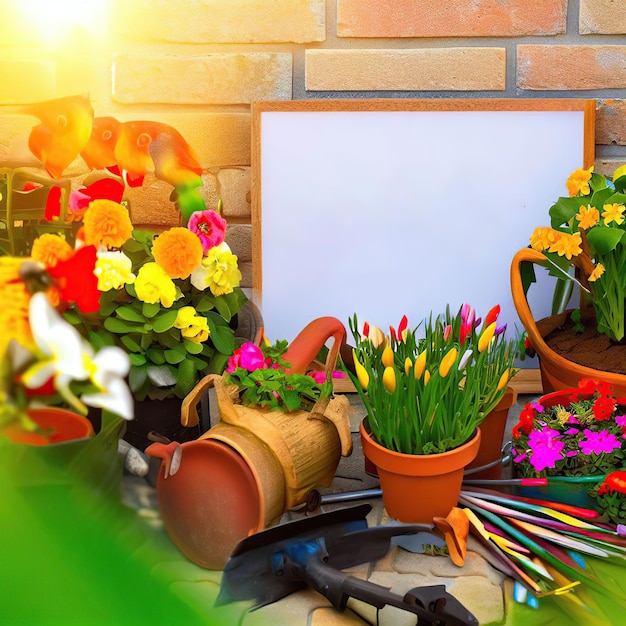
[282, 556, 478, 626]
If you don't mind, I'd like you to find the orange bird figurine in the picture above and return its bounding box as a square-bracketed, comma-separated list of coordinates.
[25, 93, 94, 179]
[80, 116, 122, 173]
[114, 120, 202, 189]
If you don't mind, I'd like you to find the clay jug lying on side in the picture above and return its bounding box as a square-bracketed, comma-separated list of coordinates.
[146, 316, 353, 570]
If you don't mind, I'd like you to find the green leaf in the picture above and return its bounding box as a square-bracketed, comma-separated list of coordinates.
[208, 322, 235, 356]
[193, 293, 216, 313]
[183, 339, 204, 354]
[115, 305, 146, 323]
[120, 335, 143, 353]
[63, 310, 81, 325]
[104, 318, 146, 334]
[165, 349, 186, 364]
[587, 225, 624, 255]
[282, 389, 301, 411]
[146, 348, 166, 365]
[173, 358, 198, 398]
[129, 353, 147, 366]
[129, 364, 148, 393]
[147, 365, 177, 387]
[159, 331, 180, 349]
[153, 309, 179, 333]
[549, 197, 583, 228]
[142, 302, 161, 318]
[213, 295, 234, 322]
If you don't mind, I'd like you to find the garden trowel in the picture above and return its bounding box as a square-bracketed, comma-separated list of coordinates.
[215, 503, 478, 626]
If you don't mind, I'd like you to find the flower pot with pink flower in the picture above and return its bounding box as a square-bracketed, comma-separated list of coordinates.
[511, 378, 626, 523]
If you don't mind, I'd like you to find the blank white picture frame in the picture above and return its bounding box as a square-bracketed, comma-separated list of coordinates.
[252, 99, 595, 358]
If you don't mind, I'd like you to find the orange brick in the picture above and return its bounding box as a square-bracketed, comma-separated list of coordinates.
[518, 45, 626, 90]
[580, 0, 626, 34]
[596, 100, 626, 145]
[111, 0, 325, 43]
[113, 53, 292, 104]
[337, 0, 566, 37]
[306, 49, 506, 91]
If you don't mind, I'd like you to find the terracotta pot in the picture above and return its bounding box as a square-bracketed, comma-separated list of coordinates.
[511, 248, 626, 395]
[360, 421, 481, 523]
[466, 387, 517, 480]
[1, 407, 94, 446]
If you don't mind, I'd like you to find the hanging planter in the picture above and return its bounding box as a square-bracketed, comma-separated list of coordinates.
[360, 420, 481, 523]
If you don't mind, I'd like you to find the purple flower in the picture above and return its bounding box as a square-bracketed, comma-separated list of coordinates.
[566, 450, 579, 458]
[564, 428, 579, 436]
[530, 402, 544, 412]
[566, 415, 581, 425]
[528, 428, 565, 472]
[578, 429, 622, 456]
[616, 415, 626, 428]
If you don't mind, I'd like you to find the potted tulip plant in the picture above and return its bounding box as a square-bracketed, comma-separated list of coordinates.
[511, 165, 626, 394]
[512, 378, 626, 525]
[345, 303, 519, 523]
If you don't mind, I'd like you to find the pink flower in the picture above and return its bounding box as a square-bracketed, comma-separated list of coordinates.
[308, 370, 347, 384]
[226, 342, 267, 373]
[188, 210, 227, 254]
[616, 415, 626, 427]
[527, 428, 564, 472]
[578, 429, 622, 456]
[443, 324, 452, 341]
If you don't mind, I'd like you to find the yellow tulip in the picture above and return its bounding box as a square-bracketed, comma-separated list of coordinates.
[404, 357, 412, 376]
[383, 366, 396, 393]
[424, 369, 431, 385]
[478, 322, 496, 353]
[352, 349, 369, 390]
[497, 368, 511, 391]
[439, 347, 458, 378]
[414, 350, 427, 379]
[369, 325, 385, 348]
[382, 345, 395, 368]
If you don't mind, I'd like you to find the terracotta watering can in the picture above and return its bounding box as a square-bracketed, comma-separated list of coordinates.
[146, 316, 353, 570]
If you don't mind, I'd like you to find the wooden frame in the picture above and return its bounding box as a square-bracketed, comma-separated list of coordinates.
[251, 99, 595, 392]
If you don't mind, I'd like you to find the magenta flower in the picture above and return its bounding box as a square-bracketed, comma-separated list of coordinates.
[616, 415, 626, 427]
[226, 342, 267, 373]
[308, 370, 347, 384]
[527, 428, 565, 472]
[188, 210, 227, 254]
[578, 429, 622, 456]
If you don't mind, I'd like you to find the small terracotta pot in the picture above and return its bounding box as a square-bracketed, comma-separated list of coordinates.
[466, 387, 517, 480]
[360, 421, 481, 523]
[1, 408, 95, 446]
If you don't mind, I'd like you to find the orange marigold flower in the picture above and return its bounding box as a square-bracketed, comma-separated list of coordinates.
[566, 166, 593, 197]
[575, 204, 600, 230]
[82, 199, 133, 248]
[152, 227, 203, 279]
[31, 234, 74, 268]
[547, 232, 582, 260]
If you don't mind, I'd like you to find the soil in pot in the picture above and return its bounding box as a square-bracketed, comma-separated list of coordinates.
[542, 314, 626, 376]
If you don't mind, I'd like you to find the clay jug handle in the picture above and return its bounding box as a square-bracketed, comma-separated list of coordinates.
[510, 247, 551, 354]
[180, 373, 218, 427]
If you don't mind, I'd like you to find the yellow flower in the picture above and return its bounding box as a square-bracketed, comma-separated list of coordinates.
[414, 350, 427, 379]
[547, 232, 582, 260]
[565, 166, 593, 197]
[134, 262, 178, 308]
[382, 345, 395, 368]
[31, 234, 73, 268]
[530, 227, 560, 252]
[368, 325, 385, 348]
[589, 263, 605, 282]
[0, 280, 33, 356]
[83, 199, 133, 248]
[423, 370, 431, 386]
[602, 203, 625, 226]
[478, 322, 496, 353]
[614, 165, 626, 180]
[404, 357, 412, 376]
[95, 250, 136, 291]
[383, 366, 396, 393]
[497, 369, 511, 391]
[174, 306, 209, 343]
[439, 347, 458, 378]
[353, 350, 369, 390]
[575, 204, 600, 230]
[190, 242, 242, 296]
[152, 227, 203, 280]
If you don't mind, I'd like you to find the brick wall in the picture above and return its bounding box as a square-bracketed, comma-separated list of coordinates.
[1, 0, 625, 288]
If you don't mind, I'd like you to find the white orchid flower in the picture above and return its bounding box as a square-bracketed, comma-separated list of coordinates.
[22, 293, 134, 420]
[81, 346, 134, 420]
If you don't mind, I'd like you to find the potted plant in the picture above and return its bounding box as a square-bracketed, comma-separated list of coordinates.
[28, 199, 249, 448]
[345, 303, 519, 523]
[511, 165, 626, 394]
[511, 378, 626, 525]
[144, 316, 354, 570]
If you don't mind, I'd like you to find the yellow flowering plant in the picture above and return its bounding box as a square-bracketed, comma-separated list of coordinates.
[61, 200, 247, 401]
[526, 165, 626, 343]
[346, 304, 519, 455]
